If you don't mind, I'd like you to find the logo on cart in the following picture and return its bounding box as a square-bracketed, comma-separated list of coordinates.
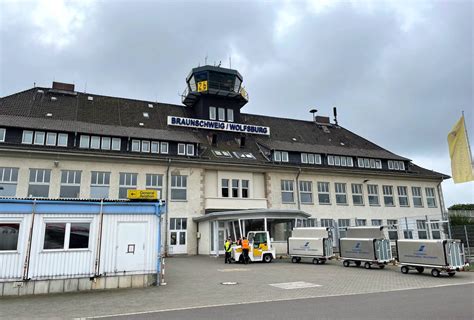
[418, 245, 426, 252]
[353, 242, 361, 251]
[414, 244, 427, 257]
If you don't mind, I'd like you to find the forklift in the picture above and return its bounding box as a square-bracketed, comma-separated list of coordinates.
[231, 231, 276, 263]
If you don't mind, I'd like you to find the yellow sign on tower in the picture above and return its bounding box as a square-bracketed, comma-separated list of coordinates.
[197, 80, 208, 92]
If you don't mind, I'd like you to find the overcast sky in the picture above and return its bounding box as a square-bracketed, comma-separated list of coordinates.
[1, 0, 472, 207]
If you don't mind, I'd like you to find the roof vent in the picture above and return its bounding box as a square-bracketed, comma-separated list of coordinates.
[37, 89, 44, 94]
[51, 96, 57, 101]
[143, 112, 149, 118]
[46, 113, 53, 117]
[87, 96, 94, 101]
[148, 103, 153, 108]
[292, 137, 297, 141]
[52, 81, 75, 92]
[139, 122, 144, 126]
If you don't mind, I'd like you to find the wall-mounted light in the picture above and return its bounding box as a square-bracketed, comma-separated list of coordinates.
[53, 161, 59, 167]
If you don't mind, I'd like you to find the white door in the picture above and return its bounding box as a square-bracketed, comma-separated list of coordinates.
[169, 218, 187, 254]
[116, 222, 147, 272]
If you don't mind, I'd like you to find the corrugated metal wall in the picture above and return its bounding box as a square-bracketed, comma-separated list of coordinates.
[0, 214, 31, 280]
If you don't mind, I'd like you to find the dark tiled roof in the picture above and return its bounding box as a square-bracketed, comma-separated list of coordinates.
[0, 87, 447, 179]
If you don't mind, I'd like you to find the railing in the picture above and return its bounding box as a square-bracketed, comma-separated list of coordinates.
[181, 81, 249, 103]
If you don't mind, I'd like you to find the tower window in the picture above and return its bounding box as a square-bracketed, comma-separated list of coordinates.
[209, 106, 216, 120]
[227, 109, 234, 122]
[218, 108, 225, 121]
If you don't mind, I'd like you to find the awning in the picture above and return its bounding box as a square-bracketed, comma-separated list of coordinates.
[193, 209, 310, 223]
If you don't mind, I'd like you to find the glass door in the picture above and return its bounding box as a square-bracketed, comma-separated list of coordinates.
[169, 218, 187, 254]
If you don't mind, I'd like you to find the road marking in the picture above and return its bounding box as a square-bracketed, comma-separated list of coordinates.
[269, 281, 322, 289]
[217, 268, 248, 272]
[80, 281, 474, 319]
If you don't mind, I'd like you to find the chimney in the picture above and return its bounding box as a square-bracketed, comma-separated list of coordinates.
[52, 81, 75, 92]
[315, 116, 330, 124]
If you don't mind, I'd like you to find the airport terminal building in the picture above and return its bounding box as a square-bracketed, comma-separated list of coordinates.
[0, 66, 448, 256]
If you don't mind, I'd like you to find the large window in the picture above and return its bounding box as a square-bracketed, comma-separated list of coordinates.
[397, 186, 409, 207]
[320, 219, 334, 228]
[387, 219, 398, 240]
[317, 182, 330, 204]
[119, 173, 138, 199]
[327, 155, 353, 167]
[0, 167, 19, 197]
[367, 184, 380, 206]
[28, 169, 51, 198]
[90, 171, 110, 199]
[382, 185, 394, 206]
[146, 174, 163, 198]
[281, 180, 294, 203]
[171, 175, 187, 200]
[299, 181, 313, 204]
[60, 170, 81, 198]
[43, 222, 90, 250]
[301, 153, 322, 165]
[351, 183, 364, 205]
[0, 223, 20, 251]
[412, 187, 423, 207]
[357, 158, 382, 169]
[417, 220, 428, 239]
[388, 160, 405, 171]
[426, 187, 437, 208]
[335, 183, 347, 205]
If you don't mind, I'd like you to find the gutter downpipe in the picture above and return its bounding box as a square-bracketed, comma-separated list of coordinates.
[23, 199, 37, 281]
[164, 158, 171, 257]
[295, 167, 302, 211]
[94, 199, 104, 277]
[155, 202, 166, 286]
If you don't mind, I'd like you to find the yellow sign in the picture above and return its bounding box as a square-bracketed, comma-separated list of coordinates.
[127, 189, 160, 200]
[197, 80, 208, 92]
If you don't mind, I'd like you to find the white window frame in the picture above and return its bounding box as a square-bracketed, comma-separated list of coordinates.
[178, 143, 186, 155]
[186, 144, 195, 156]
[90, 136, 100, 149]
[46, 132, 57, 146]
[146, 173, 163, 198]
[28, 168, 51, 197]
[141, 140, 150, 153]
[367, 184, 380, 206]
[34, 131, 45, 145]
[281, 151, 289, 162]
[397, 186, 409, 207]
[42, 220, 92, 251]
[79, 135, 90, 148]
[209, 106, 216, 120]
[57, 133, 68, 147]
[355, 219, 367, 226]
[301, 153, 308, 164]
[417, 220, 428, 239]
[320, 219, 334, 228]
[131, 139, 141, 152]
[119, 172, 138, 199]
[281, 180, 295, 203]
[242, 179, 249, 198]
[90, 171, 110, 199]
[412, 186, 423, 207]
[160, 142, 169, 154]
[60, 170, 81, 198]
[387, 219, 399, 240]
[371, 219, 382, 226]
[227, 109, 234, 122]
[151, 141, 160, 154]
[0, 128, 5, 142]
[351, 183, 364, 206]
[335, 183, 347, 205]
[317, 182, 331, 205]
[299, 180, 313, 204]
[218, 107, 225, 121]
[101, 137, 111, 150]
[171, 175, 187, 201]
[383, 185, 395, 206]
[425, 187, 437, 208]
[111, 138, 121, 151]
[273, 151, 282, 162]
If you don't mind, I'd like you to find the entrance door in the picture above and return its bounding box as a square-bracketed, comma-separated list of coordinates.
[169, 218, 187, 254]
[116, 222, 147, 272]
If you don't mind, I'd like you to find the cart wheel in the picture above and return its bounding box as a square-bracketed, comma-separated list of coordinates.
[343, 260, 350, 267]
[320, 260, 326, 264]
[364, 262, 371, 269]
[263, 254, 273, 263]
[379, 265, 385, 269]
[415, 267, 424, 273]
[313, 258, 319, 265]
[355, 261, 361, 267]
[401, 266, 409, 274]
[291, 257, 298, 263]
[448, 272, 456, 277]
[431, 268, 440, 277]
[297, 257, 302, 263]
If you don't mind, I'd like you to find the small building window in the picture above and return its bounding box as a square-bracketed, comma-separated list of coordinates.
[355, 219, 367, 226]
[397, 186, 409, 207]
[242, 180, 249, 198]
[273, 151, 281, 162]
[0, 128, 5, 142]
[44, 223, 66, 249]
[151, 141, 159, 153]
[171, 175, 187, 201]
[371, 219, 382, 226]
[186, 144, 195, 156]
[320, 219, 334, 228]
[335, 183, 347, 205]
[160, 142, 169, 154]
[218, 108, 225, 121]
[0, 223, 20, 251]
[281, 151, 289, 162]
[119, 172, 138, 199]
[111, 138, 121, 151]
[387, 219, 398, 240]
[301, 153, 321, 165]
[367, 184, 379, 206]
[227, 109, 234, 122]
[146, 173, 163, 198]
[57, 133, 68, 147]
[178, 143, 186, 155]
[299, 181, 313, 204]
[317, 182, 330, 204]
[426, 187, 437, 208]
[34, 131, 45, 145]
[131, 139, 141, 152]
[79, 135, 90, 148]
[60, 170, 81, 198]
[46, 132, 57, 146]
[90, 171, 110, 199]
[431, 220, 441, 239]
[417, 220, 428, 239]
[22, 130, 34, 144]
[232, 179, 239, 198]
[43, 222, 90, 250]
[209, 106, 216, 120]
[221, 179, 229, 197]
[101, 137, 111, 150]
[90, 136, 100, 149]
[281, 180, 294, 203]
[382, 185, 394, 206]
[338, 219, 350, 238]
[142, 140, 151, 153]
[28, 168, 51, 198]
[0, 167, 19, 197]
[412, 187, 423, 207]
[351, 183, 364, 206]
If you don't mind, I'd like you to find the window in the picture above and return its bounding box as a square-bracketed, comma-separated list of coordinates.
[79, 135, 90, 148]
[131, 140, 140, 152]
[335, 183, 347, 204]
[146, 174, 163, 198]
[60, 170, 81, 198]
[22, 130, 33, 144]
[0, 128, 5, 142]
[43, 222, 90, 250]
[301, 153, 321, 165]
[177, 143, 186, 155]
[397, 186, 409, 207]
[0, 167, 19, 197]
[186, 144, 195, 156]
[90, 136, 100, 149]
[274, 151, 288, 162]
[242, 180, 249, 198]
[371, 219, 382, 226]
[232, 179, 239, 197]
[57, 133, 68, 147]
[382, 185, 394, 206]
[112, 138, 121, 151]
[141, 140, 150, 153]
[101, 137, 111, 150]
[328, 155, 353, 167]
[119, 173, 138, 199]
[355, 219, 367, 226]
[412, 187, 423, 207]
[0, 223, 20, 250]
[171, 175, 187, 200]
[338, 219, 351, 238]
[431, 220, 441, 239]
[351, 183, 364, 205]
[160, 142, 169, 154]
[46, 132, 57, 146]
[417, 220, 428, 239]
[209, 106, 216, 120]
[367, 184, 379, 206]
[299, 181, 313, 204]
[320, 219, 334, 228]
[358, 158, 382, 169]
[387, 219, 399, 240]
[388, 160, 405, 171]
[218, 107, 225, 121]
[90, 171, 110, 199]
[227, 109, 234, 122]
[317, 182, 330, 204]
[28, 169, 51, 197]
[281, 180, 294, 203]
[221, 179, 229, 197]
[151, 141, 160, 153]
[281, 151, 289, 162]
[301, 153, 308, 164]
[34, 131, 45, 145]
[426, 187, 437, 207]
[170, 218, 187, 246]
[404, 230, 413, 239]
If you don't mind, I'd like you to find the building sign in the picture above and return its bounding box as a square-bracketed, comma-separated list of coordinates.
[167, 116, 270, 135]
[127, 189, 160, 200]
[197, 81, 208, 92]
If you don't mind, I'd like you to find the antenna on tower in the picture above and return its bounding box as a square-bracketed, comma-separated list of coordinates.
[229, 56, 232, 69]
[205, 54, 208, 65]
[333, 107, 338, 125]
[309, 108, 318, 122]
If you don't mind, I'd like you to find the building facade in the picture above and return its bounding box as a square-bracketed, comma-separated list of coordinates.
[0, 66, 448, 256]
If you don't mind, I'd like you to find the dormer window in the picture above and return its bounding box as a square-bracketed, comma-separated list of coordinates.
[274, 151, 288, 162]
[209, 106, 216, 120]
[218, 108, 225, 121]
[388, 160, 405, 171]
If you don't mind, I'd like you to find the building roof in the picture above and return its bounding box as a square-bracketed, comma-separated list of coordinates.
[0, 86, 448, 180]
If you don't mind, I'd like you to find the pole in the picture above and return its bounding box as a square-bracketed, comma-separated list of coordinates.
[405, 217, 409, 239]
[23, 199, 37, 280]
[426, 215, 431, 240]
[464, 225, 471, 258]
[94, 199, 104, 277]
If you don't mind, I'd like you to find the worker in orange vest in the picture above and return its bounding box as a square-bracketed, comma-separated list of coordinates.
[241, 236, 250, 265]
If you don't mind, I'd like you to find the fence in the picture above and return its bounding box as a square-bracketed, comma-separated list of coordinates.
[447, 225, 473, 259]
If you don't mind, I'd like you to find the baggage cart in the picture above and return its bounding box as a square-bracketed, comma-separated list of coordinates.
[339, 238, 393, 269]
[288, 227, 334, 264]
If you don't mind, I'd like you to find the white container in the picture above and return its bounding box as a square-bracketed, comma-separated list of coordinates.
[288, 227, 334, 264]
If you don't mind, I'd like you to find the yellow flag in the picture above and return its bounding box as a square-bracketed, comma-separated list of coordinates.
[447, 115, 474, 183]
